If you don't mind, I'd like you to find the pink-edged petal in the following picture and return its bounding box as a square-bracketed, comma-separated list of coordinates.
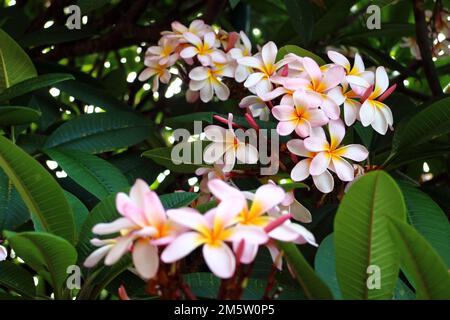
[309, 152, 331, 175]
[267, 243, 282, 270]
[203, 31, 216, 48]
[180, 46, 198, 59]
[233, 242, 258, 264]
[346, 75, 369, 88]
[332, 157, 354, 181]
[244, 72, 265, 88]
[133, 240, 159, 279]
[142, 190, 166, 225]
[260, 87, 288, 101]
[272, 105, 296, 121]
[290, 159, 311, 182]
[104, 236, 134, 265]
[183, 32, 202, 47]
[268, 222, 300, 242]
[289, 223, 317, 246]
[328, 119, 346, 149]
[197, 54, 212, 66]
[327, 50, 350, 71]
[320, 95, 340, 120]
[294, 120, 311, 138]
[189, 66, 209, 80]
[207, 179, 243, 200]
[359, 100, 376, 126]
[236, 143, 258, 164]
[337, 144, 368, 161]
[286, 139, 311, 157]
[238, 56, 264, 70]
[211, 50, 227, 64]
[138, 68, 157, 81]
[261, 41, 277, 66]
[302, 57, 322, 87]
[254, 78, 273, 96]
[276, 120, 297, 136]
[203, 142, 226, 163]
[161, 231, 204, 263]
[303, 137, 328, 152]
[327, 87, 346, 106]
[203, 242, 236, 279]
[204, 125, 227, 142]
[249, 184, 285, 217]
[229, 225, 268, 245]
[84, 245, 112, 267]
[166, 208, 208, 232]
[92, 217, 135, 235]
[308, 108, 329, 127]
[312, 170, 334, 193]
[372, 66, 389, 98]
[199, 82, 214, 102]
[321, 66, 345, 91]
[343, 99, 361, 126]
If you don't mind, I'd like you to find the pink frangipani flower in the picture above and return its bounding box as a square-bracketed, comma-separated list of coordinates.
[180, 32, 226, 66]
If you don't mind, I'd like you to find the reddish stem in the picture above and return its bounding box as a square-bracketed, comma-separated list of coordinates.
[213, 114, 243, 129]
[244, 113, 260, 131]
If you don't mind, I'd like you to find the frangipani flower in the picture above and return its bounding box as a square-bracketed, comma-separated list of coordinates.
[180, 32, 226, 66]
[304, 119, 369, 182]
[359, 67, 394, 135]
[146, 37, 179, 65]
[162, 19, 211, 41]
[229, 31, 253, 82]
[138, 55, 177, 92]
[327, 82, 362, 126]
[203, 113, 258, 172]
[161, 196, 267, 279]
[188, 63, 233, 102]
[0, 245, 7, 261]
[287, 137, 335, 193]
[301, 57, 346, 119]
[327, 51, 373, 91]
[84, 179, 178, 280]
[272, 90, 328, 137]
[239, 95, 270, 121]
[238, 41, 290, 95]
[276, 188, 312, 223]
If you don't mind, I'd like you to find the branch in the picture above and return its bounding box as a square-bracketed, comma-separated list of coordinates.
[413, 0, 443, 96]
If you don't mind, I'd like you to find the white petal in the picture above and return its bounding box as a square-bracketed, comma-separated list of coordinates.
[291, 159, 311, 181]
[203, 243, 236, 279]
[84, 245, 112, 267]
[104, 236, 134, 265]
[133, 240, 159, 279]
[312, 170, 334, 193]
[161, 232, 204, 263]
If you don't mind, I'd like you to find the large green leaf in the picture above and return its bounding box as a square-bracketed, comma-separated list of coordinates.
[0, 135, 75, 242]
[277, 45, 326, 65]
[0, 261, 35, 298]
[314, 234, 342, 300]
[334, 170, 406, 299]
[398, 182, 450, 267]
[5, 231, 77, 299]
[64, 191, 88, 238]
[0, 169, 29, 232]
[277, 242, 333, 300]
[391, 96, 450, 158]
[43, 112, 153, 153]
[0, 106, 41, 126]
[0, 73, 74, 102]
[0, 28, 36, 93]
[45, 148, 129, 200]
[386, 217, 450, 300]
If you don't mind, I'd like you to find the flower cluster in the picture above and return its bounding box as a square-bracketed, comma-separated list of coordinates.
[139, 20, 397, 194]
[85, 179, 315, 279]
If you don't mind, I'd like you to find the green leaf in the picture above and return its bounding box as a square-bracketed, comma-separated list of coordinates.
[43, 112, 153, 153]
[277, 45, 326, 65]
[18, 26, 96, 48]
[45, 148, 129, 200]
[277, 242, 333, 300]
[0, 106, 41, 126]
[334, 170, 406, 299]
[386, 217, 450, 300]
[143, 141, 209, 173]
[64, 191, 88, 238]
[283, 0, 314, 46]
[278, 182, 309, 192]
[314, 234, 342, 299]
[0, 169, 29, 232]
[397, 182, 450, 267]
[0, 28, 36, 93]
[5, 231, 77, 298]
[0, 73, 74, 102]
[0, 261, 35, 298]
[391, 97, 450, 158]
[165, 112, 215, 129]
[0, 135, 75, 243]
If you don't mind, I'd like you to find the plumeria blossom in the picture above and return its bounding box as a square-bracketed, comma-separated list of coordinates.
[327, 82, 362, 126]
[146, 37, 179, 65]
[304, 119, 369, 182]
[188, 62, 233, 102]
[239, 95, 270, 121]
[238, 41, 291, 95]
[161, 20, 211, 41]
[161, 191, 267, 279]
[287, 136, 335, 193]
[84, 179, 178, 280]
[138, 55, 177, 92]
[203, 113, 258, 172]
[208, 179, 316, 264]
[327, 51, 373, 93]
[359, 67, 395, 135]
[298, 57, 346, 119]
[0, 245, 7, 261]
[228, 31, 253, 82]
[180, 32, 227, 66]
[272, 90, 328, 137]
[276, 188, 312, 223]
